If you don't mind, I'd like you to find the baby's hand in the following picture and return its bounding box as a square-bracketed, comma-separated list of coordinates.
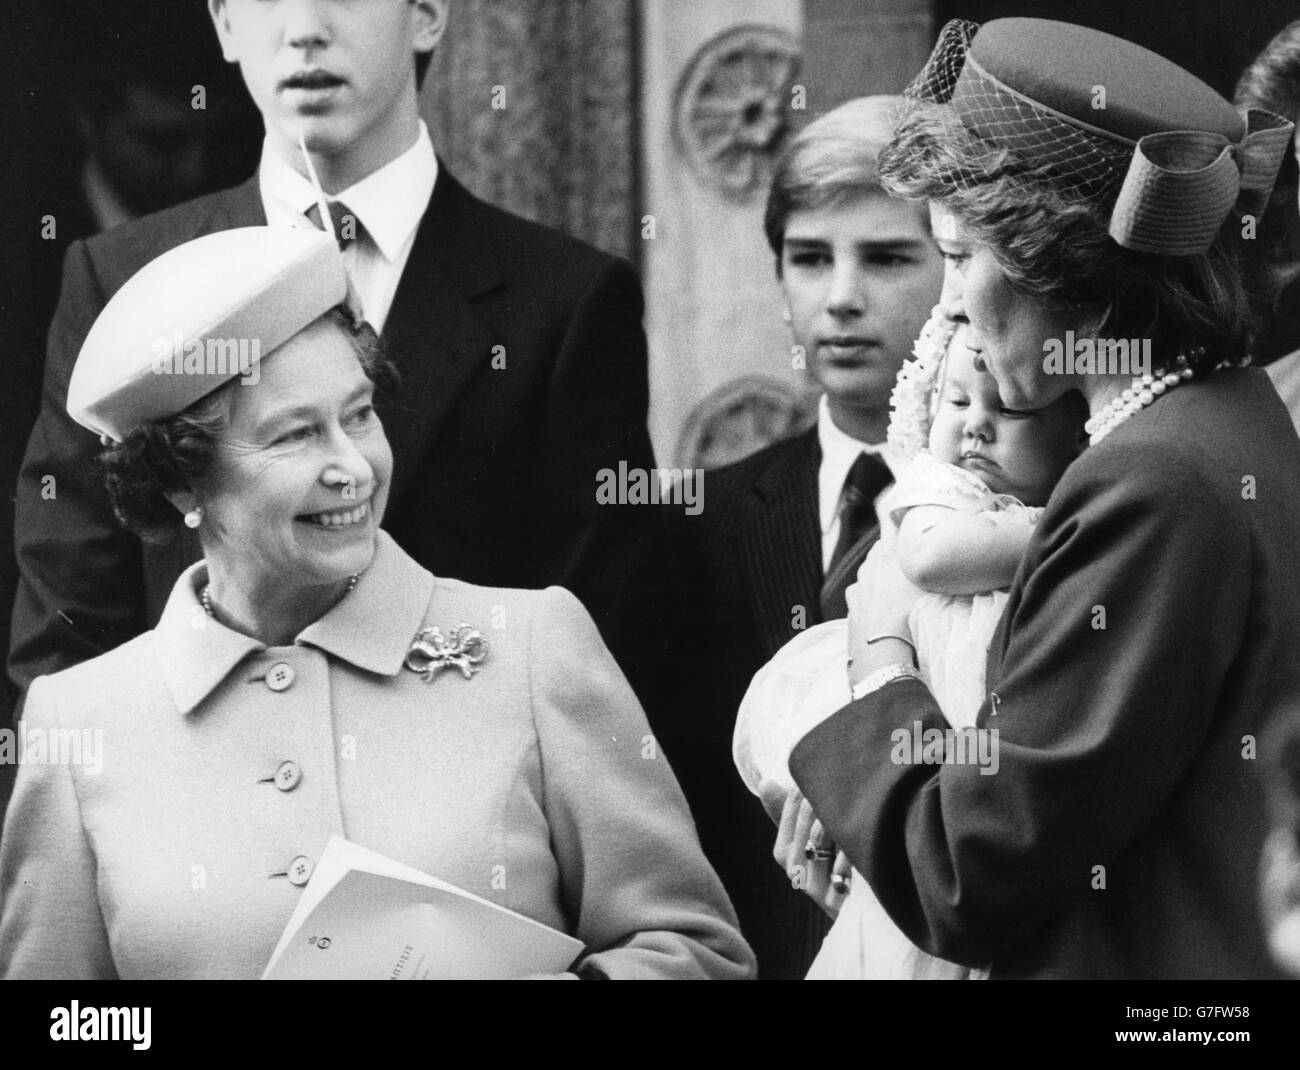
[896, 504, 1030, 595]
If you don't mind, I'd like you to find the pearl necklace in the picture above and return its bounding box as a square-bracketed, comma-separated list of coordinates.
[200, 574, 359, 619]
[1084, 363, 1196, 445]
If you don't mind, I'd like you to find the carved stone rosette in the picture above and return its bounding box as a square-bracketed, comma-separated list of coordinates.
[673, 24, 803, 201]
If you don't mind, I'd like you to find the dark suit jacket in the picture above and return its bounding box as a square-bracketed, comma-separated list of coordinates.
[792, 368, 1300, 978]
[0, 177, 99, 813]
[654, 427, 838, 979]
[8, 167, 655, 704]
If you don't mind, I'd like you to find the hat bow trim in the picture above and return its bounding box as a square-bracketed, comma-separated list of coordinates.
[1108, 108, 1295, 255]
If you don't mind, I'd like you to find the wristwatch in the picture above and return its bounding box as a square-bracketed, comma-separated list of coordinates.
[850, 663, 923, 701]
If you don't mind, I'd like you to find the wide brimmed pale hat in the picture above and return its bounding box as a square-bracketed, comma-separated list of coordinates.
[68, 227, 348, 443]
[910, 18, 1295, 255]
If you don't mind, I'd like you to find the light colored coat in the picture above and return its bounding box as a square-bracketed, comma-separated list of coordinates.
[0, 532, 754, 979]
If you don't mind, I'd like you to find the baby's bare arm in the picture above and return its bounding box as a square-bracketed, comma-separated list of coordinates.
[895, 505, 1032, 595]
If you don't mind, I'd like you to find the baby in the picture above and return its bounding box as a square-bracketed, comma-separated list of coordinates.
[734, 309, 1087, 979]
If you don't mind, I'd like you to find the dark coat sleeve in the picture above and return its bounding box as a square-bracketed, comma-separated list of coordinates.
[527, 256, 657, 669]
[789, 439, 1252, 967]
[8, 239, 148, 705]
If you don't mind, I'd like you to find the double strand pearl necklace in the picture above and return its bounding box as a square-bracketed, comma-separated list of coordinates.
[1084, 353, 1200, 446]
[200, 574, 359, 619]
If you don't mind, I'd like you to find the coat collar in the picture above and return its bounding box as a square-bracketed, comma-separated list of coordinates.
[377, 166, 503, 507]
[750, 426, 821, 504]
[189, 166, 502, 296]
[257, 123, 438, 263]
[203, 176, 267, 231]
[153, 531, 435, 715]
[170, 168, 505, 515]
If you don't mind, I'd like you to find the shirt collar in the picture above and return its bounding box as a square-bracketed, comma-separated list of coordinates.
[257, 121, 438, 262]
[153, 531, 435, 716]
[816, 394, 902, 535]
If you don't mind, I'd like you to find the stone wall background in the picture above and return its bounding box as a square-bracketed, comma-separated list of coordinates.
[420, 0, 939, 465]
[420, 0, 639, 262]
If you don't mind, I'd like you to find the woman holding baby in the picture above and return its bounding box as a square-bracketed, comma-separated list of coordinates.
[752, 17, 1300, 978]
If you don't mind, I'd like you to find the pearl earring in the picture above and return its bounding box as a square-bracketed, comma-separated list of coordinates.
[184, 507, 203, 530]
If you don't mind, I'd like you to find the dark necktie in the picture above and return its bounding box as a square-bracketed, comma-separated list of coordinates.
[819, 451, 893, 620]
[305, 200, 365, 250]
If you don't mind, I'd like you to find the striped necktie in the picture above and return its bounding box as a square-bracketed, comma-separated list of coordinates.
[305, 200, 365, 250]
[819, 451, 893, 620]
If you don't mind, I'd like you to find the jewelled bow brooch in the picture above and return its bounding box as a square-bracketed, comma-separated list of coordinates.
[405, 623, 490, 682]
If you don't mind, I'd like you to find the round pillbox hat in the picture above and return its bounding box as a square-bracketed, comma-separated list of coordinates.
[908, 18, 1294, 254]
[68, 227, 349, 443]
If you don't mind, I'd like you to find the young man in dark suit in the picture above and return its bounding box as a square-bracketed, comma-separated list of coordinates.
[656, 98, 943, 977]
[8, 0, 654, 707]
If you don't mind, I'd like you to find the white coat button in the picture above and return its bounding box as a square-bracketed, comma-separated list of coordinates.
[274, 761, 302, 792]
[287, 855, 314, 886]
[266, 663, 295, 692]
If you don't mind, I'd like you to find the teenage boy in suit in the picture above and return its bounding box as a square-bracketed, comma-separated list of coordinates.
[655, 98, 943, 977]
[8, 0, 655, 707]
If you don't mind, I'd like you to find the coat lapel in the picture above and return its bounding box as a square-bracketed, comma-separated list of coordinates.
[202, 177, 266, 231]
[185, 170, 502, 509]
[741, 429, 825, 658]
[378, 167, 503, 507]
[985, 579, 1019, 695]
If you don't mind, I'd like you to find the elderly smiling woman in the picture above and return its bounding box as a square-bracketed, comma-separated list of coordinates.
[0, 227, 753, 980]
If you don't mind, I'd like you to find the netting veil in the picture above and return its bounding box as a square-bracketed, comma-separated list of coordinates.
[903, 19, 1136, 203]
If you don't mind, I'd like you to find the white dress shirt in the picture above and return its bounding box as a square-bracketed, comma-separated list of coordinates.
[816, 395, 903, 572]
[258, 122, 438, 334]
